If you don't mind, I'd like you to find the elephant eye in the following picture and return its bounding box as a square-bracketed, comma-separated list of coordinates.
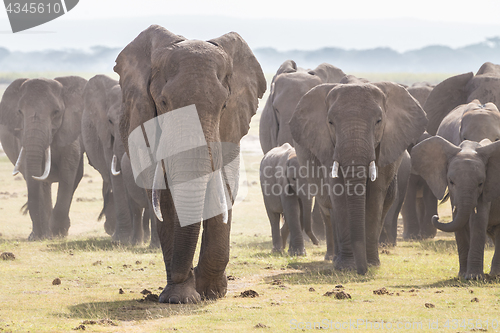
[496, 138, 499, 142]
[52, 110, 60, 117]
[479, 182, 483, 187]
[449, 180, 454, 185]
[17, 110, 23, 115]
[109, 119, 113, 125]
[328, 120, 333, 125]
[376, 119, 382, 124]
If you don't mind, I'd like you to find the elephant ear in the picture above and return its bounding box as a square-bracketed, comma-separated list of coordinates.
[209, 32, 267, 144]
[0, 78, 28, 139]
[411, 136, 461, 200]
[290, 84, 337, 167]
[477, 140, 500, 202]
[53, 76, 87, 147]
[114, 25, 186, 152]
[309, 63, 345, 83]
[373, 82, 427, 167]
[83, 75, 119, 150]
[424, 72, 473, 135]
[466, 75, 500, 109]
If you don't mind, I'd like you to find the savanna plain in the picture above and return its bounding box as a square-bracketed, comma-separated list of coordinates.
[0, 72, 499, 332]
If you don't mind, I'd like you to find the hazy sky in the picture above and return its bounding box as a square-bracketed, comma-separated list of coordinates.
[58, 0, 500, 23]
[1, 0, 500, 52]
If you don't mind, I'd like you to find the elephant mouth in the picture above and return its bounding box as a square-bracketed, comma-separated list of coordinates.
[330, 160, 377, 181]
[14, 146, 52, 181]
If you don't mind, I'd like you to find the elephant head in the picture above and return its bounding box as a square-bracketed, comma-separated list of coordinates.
[457, 101, 500, 143]
[0, 76, 87, 180]
[425, 62, 500, 135]
[259, 60, 345, 154]
[290, 81, 427, 274]
[114, 25, 266, 225]
[83, 75, 125, 176]
[411, 136, 500, 232]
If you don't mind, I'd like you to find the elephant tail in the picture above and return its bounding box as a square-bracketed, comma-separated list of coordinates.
[20, 201, 28, 215]
[98, 188, 112, 221]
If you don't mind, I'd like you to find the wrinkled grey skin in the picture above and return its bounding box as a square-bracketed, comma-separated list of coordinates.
[401, 83, 437, 240]
[114, 25, 266, 303]
[378, 150, 411, 246]
[82, 74, 158, 245]
[121, 152, 160, 248]
[412, 137, 500, 279]
[0, 76, 86, 240]
[290, 81, 427, 274]
[259, 60, 345, 154]
[260, 143, 319, 255]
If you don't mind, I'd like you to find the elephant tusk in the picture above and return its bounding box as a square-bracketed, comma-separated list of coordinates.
[216, 172, 228, 224]
[32, 147, 51, 181]
[111, 154, 121, 176]
[152, 161, 164, 222]
[331, 161, 339, 178]
[12, 147, 24, 176]
[369, 161, 377, 182]
[474, 207, 477, 214]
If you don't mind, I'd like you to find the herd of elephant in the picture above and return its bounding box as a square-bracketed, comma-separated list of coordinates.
[0, 24, 499, 304]
[259, 59, 500, 281]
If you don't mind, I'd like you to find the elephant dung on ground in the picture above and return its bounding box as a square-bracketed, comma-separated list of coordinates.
[290, 81, 427, 274]
[114, 25, 266, 303]
[0, 76, 87, 240]
[260, 143, 319, 255]
[412, 137, 500, 279]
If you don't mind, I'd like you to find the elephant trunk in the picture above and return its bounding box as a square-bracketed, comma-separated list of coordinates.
[432, 204, 473, 232]
[152, 143, 228, 227]
[344, 171, 368, 275]
[24, 132, 51, 181]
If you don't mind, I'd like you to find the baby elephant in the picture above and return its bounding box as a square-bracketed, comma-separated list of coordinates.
[412, 137, 500, 279]
[260, 143, 319, 255]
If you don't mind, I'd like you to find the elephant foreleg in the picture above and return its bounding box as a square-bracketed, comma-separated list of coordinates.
[455, 224, 470, 279]
[402, 175, 421, 240]
[51, 178, 75, 237]
[27, 180, 51, 240]
[195, 211, 231, 300]
[420, 183, 438, 239]
[158, 189, 201, 304]
[282, 194, 305, 256]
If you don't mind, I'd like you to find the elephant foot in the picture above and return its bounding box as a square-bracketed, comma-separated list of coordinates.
[419, 230, 437, 239]
[28, 231, 50, 241]
[465, 272, 485, 280]
[159, 274, 201, 304]
[333, 256, 356, 271]
[111, 232, 132, 245]
[288, 246, 306, 256]
[194, 267, 227, 300]
[272, 247, 283, 254]
[324, 251, 335, 261]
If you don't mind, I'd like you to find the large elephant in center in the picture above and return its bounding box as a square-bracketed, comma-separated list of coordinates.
[0, 76, 86, 240]
[290, 81, 427, 274]
[114, 25, 266, 303]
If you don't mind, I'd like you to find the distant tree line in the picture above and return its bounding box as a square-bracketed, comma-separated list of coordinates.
[0, 37, 499, 74]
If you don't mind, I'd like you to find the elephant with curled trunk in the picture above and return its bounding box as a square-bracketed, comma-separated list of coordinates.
[114, 25, 266, 303]
[290, 81, 427, 274]
[412, 137, 500, 279]
[260, 143, 319, 255]
[403, 63, 500, 240]
[0, 76, 87, 239]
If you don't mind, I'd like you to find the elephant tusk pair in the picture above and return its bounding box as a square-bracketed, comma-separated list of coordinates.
[330, 160, 377, 181]
[111, 154, 121, 176]
[12, 147, 24, 176]
[32, 147, 51, 181]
